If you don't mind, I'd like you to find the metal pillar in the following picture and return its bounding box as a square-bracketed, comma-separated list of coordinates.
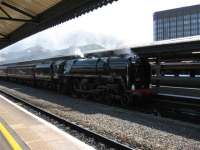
[155, 57, 161, 87]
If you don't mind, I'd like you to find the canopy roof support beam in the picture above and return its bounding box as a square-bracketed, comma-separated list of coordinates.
[1, 2, 34, 18]
[0, 17, 35, 23]
[0, 3, 37, 23]
[0, 6, 11, 18]
[0, 33, 8, 38]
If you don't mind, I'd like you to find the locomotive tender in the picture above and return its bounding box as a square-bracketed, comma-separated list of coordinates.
[0, 56, 152, 105]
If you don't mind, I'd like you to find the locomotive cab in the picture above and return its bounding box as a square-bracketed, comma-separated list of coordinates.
[127, 57, 151, 90]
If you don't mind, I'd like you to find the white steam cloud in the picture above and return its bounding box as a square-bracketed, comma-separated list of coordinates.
[0, 31, 130, 64]
[74, 48, 84, 58]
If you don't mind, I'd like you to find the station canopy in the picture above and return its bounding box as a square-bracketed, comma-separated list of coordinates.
[0, 0, 117, 49]
[131, 36, 200, 61]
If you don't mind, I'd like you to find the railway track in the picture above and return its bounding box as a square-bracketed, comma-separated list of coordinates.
[0, 89, 134, 150]
[156, 93, 200, 106]
[0, 79, 199, 131]
[1, 79, 199, 125]
[151, 93, 200, 124]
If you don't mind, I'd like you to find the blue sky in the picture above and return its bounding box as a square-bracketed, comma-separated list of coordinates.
[1, 0, 200, 53]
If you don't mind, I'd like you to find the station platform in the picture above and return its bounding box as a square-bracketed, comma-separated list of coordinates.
[0, 94, 95, 150]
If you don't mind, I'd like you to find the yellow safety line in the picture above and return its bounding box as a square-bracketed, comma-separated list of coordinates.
[0, 122, 23, 150]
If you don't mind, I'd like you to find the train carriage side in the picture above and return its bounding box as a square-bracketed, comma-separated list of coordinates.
[0, 65, 8, 79]
[151, 62, 200, 88]
[35, 62, 55, 88]
[7, 64, 35, 85]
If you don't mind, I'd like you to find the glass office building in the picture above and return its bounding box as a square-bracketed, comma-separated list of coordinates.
[154, 5, 200, 41]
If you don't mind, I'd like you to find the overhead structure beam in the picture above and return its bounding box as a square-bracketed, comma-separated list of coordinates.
[1, 2, 34, 18]
[0, 38, 9, 42]
[0, 33, 8, 38]
[0, 6, 11, 18]
[0, 17, 34, 23]
[0, 3, 37, 23]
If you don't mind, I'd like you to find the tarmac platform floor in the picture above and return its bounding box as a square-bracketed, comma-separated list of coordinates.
[0, 94, 95, 150]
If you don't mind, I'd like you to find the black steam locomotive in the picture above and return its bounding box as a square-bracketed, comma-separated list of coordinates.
[0, 56, 152, 105]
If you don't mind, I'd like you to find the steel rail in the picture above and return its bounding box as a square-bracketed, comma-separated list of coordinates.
[156, 93, 200, 107]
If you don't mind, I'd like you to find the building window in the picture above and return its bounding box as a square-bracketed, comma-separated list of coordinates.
[154, 20, 157, 39]
[197, 12, 200, 34]
[191, 13, 198, 35]
[163, 18, 170, 39]
[155, 19, 164, 40]
[154, 7, 200, 41]
[191, 13, 197, 23]
[177, 16, 183, 37]
[184, 15, 190, 25]
[183, 15, 191, 36]
[169, 17, 176, 38]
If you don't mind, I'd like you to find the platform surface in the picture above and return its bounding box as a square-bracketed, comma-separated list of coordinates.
[0, 94, 95, 150]
[0, 133, 12, 150]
